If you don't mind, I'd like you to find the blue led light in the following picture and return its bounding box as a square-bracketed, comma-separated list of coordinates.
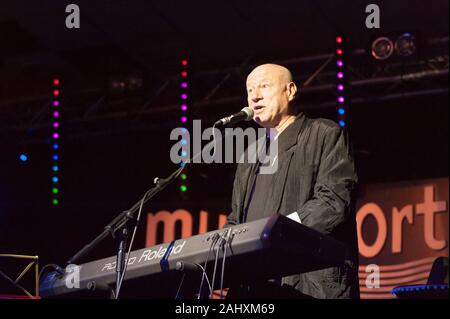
[338, 108, 345, 115]
[52, 176, 59, 183]
[52, 165, 59, 172]
[19, 154, 28, 162]
[52, 155, 59, 161]
[339, 120, 346, 127]
[52, 144, 59, 150]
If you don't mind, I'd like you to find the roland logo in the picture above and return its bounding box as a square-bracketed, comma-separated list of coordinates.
[101, 240, 187, 272]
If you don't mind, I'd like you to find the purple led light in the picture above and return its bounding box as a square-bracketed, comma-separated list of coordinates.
[181, 104, 188, 111]
[338, 96, 345, 103]
[53, 133, 59, 139]
[337, 60, 343, 67]
[181, 116, 188, 123]
[337, 72, 344, 79]
[53, 111, 60, 117]
[337, 84, 344, 91]
[181, 82, 188, 88]
[53, 122, 60, 128]
[53, 101, 59, 107]
[181, 93, 188, 100]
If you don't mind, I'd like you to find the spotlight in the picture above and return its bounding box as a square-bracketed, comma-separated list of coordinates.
[395, 33, 417, 57]
[371, 37, 394, 60]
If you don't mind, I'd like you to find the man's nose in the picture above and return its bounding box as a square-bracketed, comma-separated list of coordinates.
[249, 89, 263, 102]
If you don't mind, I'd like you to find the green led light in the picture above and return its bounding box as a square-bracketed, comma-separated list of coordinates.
[52, 199, 59, 205]
[180, 173, 187, 180]
[52, 187, 59, 194]
[180, 185, 187, 192]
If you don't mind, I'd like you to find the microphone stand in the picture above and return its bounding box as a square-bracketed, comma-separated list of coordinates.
[64, 124, 225, 298]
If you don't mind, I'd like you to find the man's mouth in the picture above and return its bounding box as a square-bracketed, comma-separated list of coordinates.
[253, 105, 265, 113]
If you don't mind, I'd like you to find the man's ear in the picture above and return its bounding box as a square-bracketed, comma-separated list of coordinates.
[287, 82, 298, 102]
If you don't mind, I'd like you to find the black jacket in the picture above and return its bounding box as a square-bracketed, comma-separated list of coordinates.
[225, 113, 360, 299]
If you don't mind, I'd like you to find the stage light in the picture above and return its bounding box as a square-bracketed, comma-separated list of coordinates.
[53, 89, 60, 96]
[395, 33, 417, 57]
[52, 165, 59, 172]
[181, 93, 188, 100]
[52, 199, 59, 206]
[181, 60, 188, 66]
[181, 82, 188, 88]
[180, 185, 187, 192]
[53, 111, 60, 117]
[339, 120, 346, 127]
[52, 187, 59, 194]
[52, 144, 59, 150]
[53, 101, 59, 107]
[53, 133, 59, 139]
[371, 37, 394, 60]
[52, 155, 59, 161]
[181, 116, 188, 123]
[53, 122, 59, 128]
[181, 173, 187, 180]
[53, 79, 60, 86]
[337, 84, 344, 91]
[337, 60, 344, 67]
[181, 104, 188, 111]
[338, 97, 344, 103]
[181, 71, 188, 77]
[336, 49, 343, 55]
[338, 108, 345, 115]
[336, 36, 343, 44]
[337, 72, 344, 79]
[52, 176, 59, 183]
[19, 154, 28, 162]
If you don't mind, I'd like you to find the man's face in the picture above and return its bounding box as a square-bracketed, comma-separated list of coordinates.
[246, 65, 294, 128]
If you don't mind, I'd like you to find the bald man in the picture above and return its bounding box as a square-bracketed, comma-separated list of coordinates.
[225, 64, 360, 299]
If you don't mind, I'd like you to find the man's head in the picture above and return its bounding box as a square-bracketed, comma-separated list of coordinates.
[246, 64, 298, 129]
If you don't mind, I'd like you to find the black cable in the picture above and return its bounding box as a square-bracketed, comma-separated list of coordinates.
[174, 263, 213, 299]
[174, 273, 186, 299]
[197, 233, 220, 299]
[210, 233, 226, 299]
[220, 229, 233, 299]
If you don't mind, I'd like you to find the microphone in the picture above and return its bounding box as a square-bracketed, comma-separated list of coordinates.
[214, 107, 254, 126]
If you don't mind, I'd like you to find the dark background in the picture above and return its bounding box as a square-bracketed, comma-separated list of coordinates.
[0, 0, 448, 293]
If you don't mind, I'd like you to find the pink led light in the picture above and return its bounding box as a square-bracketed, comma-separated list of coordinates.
[181, 116, 188, 123]
[181, 104, 188, 111]
[337, 72, 344, 79]
[181, 71, 188, 77]
[53, 100, 59, 107]
[336, 60, 343, 67]
[53, 111, 60, 117]
[181, 93, 188, 100]
[337, 84, 344, 91]
[53, 133, 59, 139]
[338, 96, 344, 103]
[53, 122, 60, 128]
[53, 89, 60, 96]
[181, 82, 188, 88]
[53, 79, 60, 85]
[336, 37, 343, 44]
[181, 60, 188, 66]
